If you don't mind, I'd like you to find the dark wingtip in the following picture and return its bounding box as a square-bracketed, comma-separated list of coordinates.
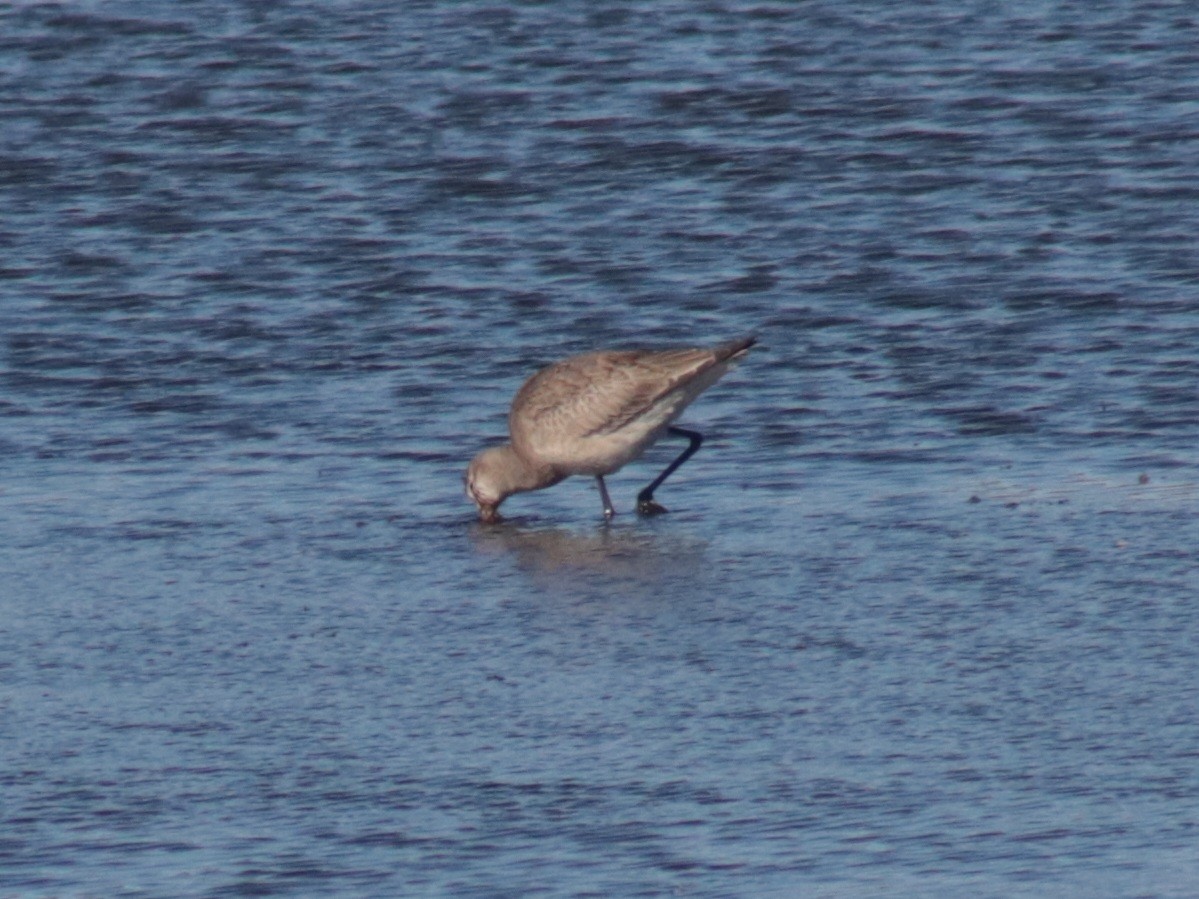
[719, 335, 757, 360]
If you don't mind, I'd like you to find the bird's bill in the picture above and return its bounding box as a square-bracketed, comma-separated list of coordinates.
[477, 503, 503, 524]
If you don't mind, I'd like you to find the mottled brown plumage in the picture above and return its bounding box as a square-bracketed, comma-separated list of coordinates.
[466, 336, 754, 522]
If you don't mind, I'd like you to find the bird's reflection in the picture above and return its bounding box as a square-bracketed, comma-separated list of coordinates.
[471, 519, 708, 587]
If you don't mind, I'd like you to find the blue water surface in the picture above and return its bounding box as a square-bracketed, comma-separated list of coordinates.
[2, 1, 1198, 896]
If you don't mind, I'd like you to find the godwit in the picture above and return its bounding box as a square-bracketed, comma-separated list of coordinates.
[465, 335, 755, 522]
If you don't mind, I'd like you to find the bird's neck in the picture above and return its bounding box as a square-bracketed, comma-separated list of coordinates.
[495, 444, 564, 495]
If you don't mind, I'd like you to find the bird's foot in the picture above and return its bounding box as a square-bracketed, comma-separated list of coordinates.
[637, 497, 669, 516]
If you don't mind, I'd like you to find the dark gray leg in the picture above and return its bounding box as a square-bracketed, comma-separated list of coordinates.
[596, 475, 615, 519]
[637, 426, 704, 515]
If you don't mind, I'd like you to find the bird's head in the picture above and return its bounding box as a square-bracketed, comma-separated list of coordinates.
[464, 445, 513, 523]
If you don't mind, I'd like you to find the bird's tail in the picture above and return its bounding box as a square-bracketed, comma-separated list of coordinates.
[717, 335, 757, 362]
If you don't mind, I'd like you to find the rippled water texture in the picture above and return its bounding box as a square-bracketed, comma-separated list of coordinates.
[2, 1, 1198, 896]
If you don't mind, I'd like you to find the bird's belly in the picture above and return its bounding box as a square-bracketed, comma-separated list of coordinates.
[535, 424, 667, 476]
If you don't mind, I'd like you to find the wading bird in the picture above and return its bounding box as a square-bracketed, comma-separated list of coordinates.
[465, 335, 755, 522]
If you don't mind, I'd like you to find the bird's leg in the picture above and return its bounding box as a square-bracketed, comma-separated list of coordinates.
[596, 475, 616, 519]
[637, 426, 704, 515]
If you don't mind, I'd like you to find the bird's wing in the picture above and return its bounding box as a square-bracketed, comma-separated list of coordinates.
[510, 347, 718, 447]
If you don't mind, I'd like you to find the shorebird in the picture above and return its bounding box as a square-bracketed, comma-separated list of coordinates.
[465, 335, 755, 523]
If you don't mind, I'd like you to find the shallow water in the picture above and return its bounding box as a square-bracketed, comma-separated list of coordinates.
[3, 1, 1198, 896]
